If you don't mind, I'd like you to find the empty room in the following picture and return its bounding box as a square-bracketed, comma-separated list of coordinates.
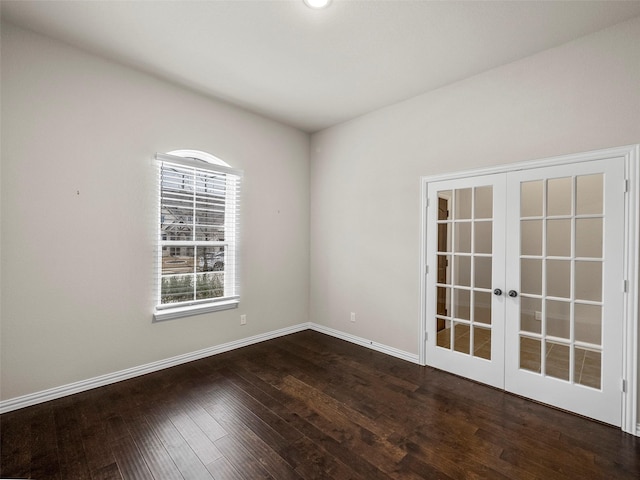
[1, 1, 640, 478]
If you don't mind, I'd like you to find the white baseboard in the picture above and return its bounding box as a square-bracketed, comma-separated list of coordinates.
[0, 322, 419, 414]
[0, 323, 310, 414]
[309, 323, 420, 365]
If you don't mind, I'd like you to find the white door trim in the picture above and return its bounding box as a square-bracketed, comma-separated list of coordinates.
[419, 144, 639, 435]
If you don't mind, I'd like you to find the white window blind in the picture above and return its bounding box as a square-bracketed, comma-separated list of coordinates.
[155, 152, 241, 318]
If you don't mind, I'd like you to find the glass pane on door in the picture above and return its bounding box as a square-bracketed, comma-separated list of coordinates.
[435, 186, 493, 361]
[518, 174, 604, 389]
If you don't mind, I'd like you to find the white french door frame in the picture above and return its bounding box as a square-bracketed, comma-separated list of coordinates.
[419, 144, 640, 436]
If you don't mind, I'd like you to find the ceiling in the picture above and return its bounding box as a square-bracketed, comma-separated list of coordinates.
[2, 0, 640, 133]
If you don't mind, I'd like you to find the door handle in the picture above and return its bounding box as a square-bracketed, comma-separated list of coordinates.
[508, 290, 518, 298]
[493, 289, 503, 296]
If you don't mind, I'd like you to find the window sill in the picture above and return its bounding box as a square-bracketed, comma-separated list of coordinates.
[153, 299, 239, 322]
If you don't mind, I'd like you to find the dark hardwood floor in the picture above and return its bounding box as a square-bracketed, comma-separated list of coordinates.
[2, 330, 639, 479]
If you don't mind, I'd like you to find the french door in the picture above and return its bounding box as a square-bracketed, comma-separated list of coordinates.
[425, 157, 626, 426]
[425, 174, 506, 389]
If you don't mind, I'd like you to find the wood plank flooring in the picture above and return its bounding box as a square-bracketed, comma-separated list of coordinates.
[2, 330, 639, 479]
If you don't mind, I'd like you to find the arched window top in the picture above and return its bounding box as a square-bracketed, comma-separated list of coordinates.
[167, 149, 230, 168]
[156, 149, 242, 177]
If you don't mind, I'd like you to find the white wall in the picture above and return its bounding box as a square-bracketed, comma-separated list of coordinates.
[0, 23, 310, 401]
[310, 17, 640, 364]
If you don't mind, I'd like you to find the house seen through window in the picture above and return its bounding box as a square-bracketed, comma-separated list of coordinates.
[154, 150, 242, 320]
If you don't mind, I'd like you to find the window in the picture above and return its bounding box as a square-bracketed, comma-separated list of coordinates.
[154, 150, 242, 321]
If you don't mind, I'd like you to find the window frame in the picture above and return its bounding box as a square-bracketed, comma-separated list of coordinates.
[153, 151, 242, 322]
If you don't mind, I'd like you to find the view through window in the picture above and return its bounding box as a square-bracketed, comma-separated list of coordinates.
[155, 151, 241, 318]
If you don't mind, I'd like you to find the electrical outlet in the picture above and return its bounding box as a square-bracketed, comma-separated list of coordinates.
[534, 311, 542, 321]
[350, 312, 356, 322]
[240, 314, 247, 325]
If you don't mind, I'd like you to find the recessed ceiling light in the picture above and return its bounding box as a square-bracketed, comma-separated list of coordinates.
[304, 0, 332, 9]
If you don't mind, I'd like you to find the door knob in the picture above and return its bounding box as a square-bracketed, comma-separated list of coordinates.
[493, 288, 502, 296]
[508, 290, 518, 297]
